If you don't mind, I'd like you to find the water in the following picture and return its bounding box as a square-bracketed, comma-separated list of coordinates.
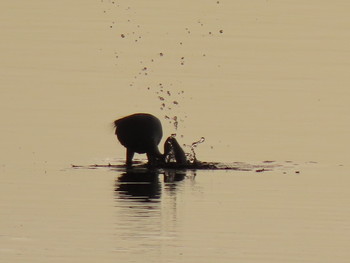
[2, 163, 349, 262]
[1, 0, 350, 262]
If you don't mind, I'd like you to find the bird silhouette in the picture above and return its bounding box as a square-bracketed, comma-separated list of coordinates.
[114, 113, 186, 167]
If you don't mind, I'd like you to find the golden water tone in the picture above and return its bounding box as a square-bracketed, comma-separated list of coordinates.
[1, 1, 350, 262]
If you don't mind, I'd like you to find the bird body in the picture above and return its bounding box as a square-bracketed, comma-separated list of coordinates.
[114, 113, 164, 166]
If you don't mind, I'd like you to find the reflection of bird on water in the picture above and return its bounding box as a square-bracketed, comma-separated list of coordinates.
[115, 171, 161, 202]
[163, 170, 186, 183]
[115, 170, 187, 202]
[114, 113, 186, 167]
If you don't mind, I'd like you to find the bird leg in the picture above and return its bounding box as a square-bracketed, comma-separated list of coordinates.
[126, 149, 135, 167]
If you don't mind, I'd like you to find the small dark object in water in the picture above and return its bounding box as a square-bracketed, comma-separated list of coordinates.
[114, 113, 186, 167]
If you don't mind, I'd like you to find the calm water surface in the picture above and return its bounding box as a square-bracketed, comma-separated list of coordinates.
[1, 0, 350, 262]
[1, 163, 350, 262]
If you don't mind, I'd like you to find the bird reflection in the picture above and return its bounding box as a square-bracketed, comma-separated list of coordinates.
[115, 170, 161, 202]
[114, 169, 188, 202]
[162, 170, 186, 182]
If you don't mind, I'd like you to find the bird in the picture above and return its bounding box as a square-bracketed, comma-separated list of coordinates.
[114, 113, 187, 167]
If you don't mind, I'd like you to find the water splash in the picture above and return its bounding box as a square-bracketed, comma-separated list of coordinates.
[186, 137, 205, 163]
[172, 116, 178, 130]
[164, 135, 205, 164]
[164, 115, 179, 130]
[164, 134, 177, 163]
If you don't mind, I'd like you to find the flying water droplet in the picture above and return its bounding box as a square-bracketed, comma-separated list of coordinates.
[186, 137, 205, 163]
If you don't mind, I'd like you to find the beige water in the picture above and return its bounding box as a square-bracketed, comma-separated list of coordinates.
[1, 1, 350, 262]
